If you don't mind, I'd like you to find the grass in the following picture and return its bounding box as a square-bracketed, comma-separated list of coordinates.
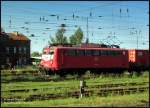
[2, 74, 149, 91]
[1, 72, 149, 99]
[1, 65, 38, 74]
[2, 71, 149, 91]
[1, 75, 46, 83]
[1, 92, 149, 107]
[1, 87, 78, 99]
[1, 70, 149, 100]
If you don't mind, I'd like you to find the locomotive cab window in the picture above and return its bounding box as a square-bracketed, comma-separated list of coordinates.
[43, 51, 47, 54]
[49, 50, 54, 59]
[49, 50, 54, 55]
[43, 49, 49, 54]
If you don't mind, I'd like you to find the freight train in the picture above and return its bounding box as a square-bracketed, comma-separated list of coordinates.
[39, 44, 149, 75]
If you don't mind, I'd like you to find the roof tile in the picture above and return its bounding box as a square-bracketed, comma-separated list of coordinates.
[7, 32, 30, 41]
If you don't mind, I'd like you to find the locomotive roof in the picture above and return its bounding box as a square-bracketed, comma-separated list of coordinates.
[49, 46, 127, 51]
[128, 49, 149, 51]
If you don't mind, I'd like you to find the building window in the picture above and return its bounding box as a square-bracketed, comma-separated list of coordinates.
[6, 57, 9, 63]
[23, 47, 26, 54]
[24, 57, 26, 64]
[6, 47, 9, 54]
[19, 57, 22, 65]
[14, 47, 16, 54]
[19, 47, 22, 54]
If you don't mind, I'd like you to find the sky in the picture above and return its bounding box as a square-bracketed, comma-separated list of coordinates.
[1, 1, 149, 53]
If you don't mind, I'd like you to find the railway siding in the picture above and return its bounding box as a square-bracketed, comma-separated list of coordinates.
[1, 81, 148, 93]
[1, 82, 149, 102]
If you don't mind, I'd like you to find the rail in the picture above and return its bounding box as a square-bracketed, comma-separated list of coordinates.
[1, 82, 149, 102]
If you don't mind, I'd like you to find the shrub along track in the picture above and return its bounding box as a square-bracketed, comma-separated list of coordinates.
[1, 69, 148, 82]
[1, 82, 149, 102]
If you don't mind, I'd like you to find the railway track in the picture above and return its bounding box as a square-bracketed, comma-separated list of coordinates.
[1, 82, 149, 102]
[1, 81, 148, 93]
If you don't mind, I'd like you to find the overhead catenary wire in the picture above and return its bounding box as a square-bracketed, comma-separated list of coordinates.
[1, 2, 148, 49]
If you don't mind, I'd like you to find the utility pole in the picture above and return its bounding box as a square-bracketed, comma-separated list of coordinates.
[9, 16, 11, 28]
[86, 17, 89, 44]
[137, 31, 138, 49]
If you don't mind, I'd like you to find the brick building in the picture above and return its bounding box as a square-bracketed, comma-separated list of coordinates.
[0, 32, 30, 68]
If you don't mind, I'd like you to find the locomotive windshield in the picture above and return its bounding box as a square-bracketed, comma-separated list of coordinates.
[49, 50, 54, 59]
[42, 49, 54, 61]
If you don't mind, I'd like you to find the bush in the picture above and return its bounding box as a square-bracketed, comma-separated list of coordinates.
[84, 71, 91, 78]
[131, 71, 140, 78]
[51, 74, 60, 81]
[123, 71, 131, 78]
[66, 74, 74, 79]
[142, 71, 149, 77]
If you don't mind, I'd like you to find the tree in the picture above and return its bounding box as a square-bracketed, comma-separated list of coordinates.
[69, 35, 76, 45]
[31, 52, 40, 57]
[48, 27, 68, 45]
[1, 27, 5, 33]
[69, 27, 83, 45]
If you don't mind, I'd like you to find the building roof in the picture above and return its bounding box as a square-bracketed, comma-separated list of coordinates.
[0, 32, 10, 41]
[6, 32, 30, 41]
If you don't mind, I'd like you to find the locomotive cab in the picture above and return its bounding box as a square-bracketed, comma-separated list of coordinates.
[40, 47, 55, 69]
[41, 50, 54, 61]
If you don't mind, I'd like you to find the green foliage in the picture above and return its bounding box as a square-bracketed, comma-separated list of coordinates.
[66, 74, 75, 79]
[83, 71, 93, 78]
[69, 27, 83, 45]
[51, 74, 60, 80]
[49, 28, 68, 45]
[142, 71, 149, 77]
[69, 35, 76, 45]
[31, 52, 41, 57]
[1, 27, 5, 32]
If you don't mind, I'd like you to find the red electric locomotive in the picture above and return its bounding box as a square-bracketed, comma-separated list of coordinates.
[40, 45, 129, 74]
